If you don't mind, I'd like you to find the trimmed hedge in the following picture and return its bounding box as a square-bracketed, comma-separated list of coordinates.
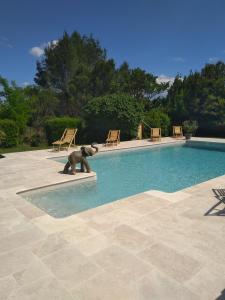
[0, 119, 19, 147]
[196, 124, 225, 138]
[44, 117, 83, 144]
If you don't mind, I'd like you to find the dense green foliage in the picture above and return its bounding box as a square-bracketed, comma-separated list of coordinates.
[0, 77, 31, 135]
[85, 94, 144, 141]
[1, 30, 225, 150]
[0, 119, 19, 147]
[183, 120, 198, 134]
[0, 130, 5, 146]
[166, 62, 225, 137]
[44, 117, 82, 144]
[143, 109, 171, 137]
[35, 32, 166, 116]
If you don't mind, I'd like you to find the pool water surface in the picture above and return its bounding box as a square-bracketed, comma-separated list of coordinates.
[22, 142, 225, 218]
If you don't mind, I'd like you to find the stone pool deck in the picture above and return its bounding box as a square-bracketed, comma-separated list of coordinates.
[0, 137, 225, 299]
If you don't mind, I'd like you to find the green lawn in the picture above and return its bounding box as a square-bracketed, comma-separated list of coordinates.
[0, 144, 50, 154]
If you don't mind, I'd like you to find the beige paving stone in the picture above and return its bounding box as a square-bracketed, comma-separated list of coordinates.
[32, 233, 69, 258]
[59, 222, 99, 244]
[106, 224, 154, 253]
[87, 208, 141, 233]
[71, 272, 137, 300]
[137, 269, 200, 300]
[0, 209, 29, 239]
[91, 245, 150, 281]
[8, 276, 73, 300]
[139, 243, 202, 283]
[184, 261, 225, 300]
[145, 190, 191, 202]
[7, 195, 32, 208]
[16, 203, 45, 219]
[0, 247, 37, 278]
[0, 226, 46, 254]
[31, 214, 85, 234]
[43, 245, 102, 289]
[73, 233, 110, 256]
[131, 209, 195, 240]
[117, 195, 170, 216]
[78, 203, 115, 221]
[0, 276, 18, 300]
[13, 257, 51, 286]
[0, 208, 25, 224]
[0, 197, 13, 210]
[1, 138, 225, 299]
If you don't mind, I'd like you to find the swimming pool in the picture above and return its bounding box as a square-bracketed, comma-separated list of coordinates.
[22, 141, 225, 218]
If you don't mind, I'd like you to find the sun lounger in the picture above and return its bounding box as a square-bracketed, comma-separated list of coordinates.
[105, 130, 120, 146]
[173, 126, 183, 138]
[151, 128, 161, 142]
[52, 128, 77, 151]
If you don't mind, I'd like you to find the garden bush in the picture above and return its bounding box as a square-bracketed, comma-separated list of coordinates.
[0, 119, 19, 147]
[44, 117, 83, 144]
[84, 93, 144, 142]
[143, 109, 171, 137]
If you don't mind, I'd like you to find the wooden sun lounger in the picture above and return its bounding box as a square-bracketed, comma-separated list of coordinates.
[173, 126, 183, 138]
[52, 128, 77, 151]
[105, 130, 120, 146]
[151, 128, 161, 142]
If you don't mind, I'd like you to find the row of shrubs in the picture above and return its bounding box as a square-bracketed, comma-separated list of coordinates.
[1, 111, 216, 148]
[0, 117, 83, 148]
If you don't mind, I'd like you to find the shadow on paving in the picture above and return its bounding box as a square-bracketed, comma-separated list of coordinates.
[215, 288, 225, 300]
[204, 189, 225, 216]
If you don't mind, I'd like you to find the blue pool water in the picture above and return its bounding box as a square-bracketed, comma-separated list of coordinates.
[22, 142, 225, 218]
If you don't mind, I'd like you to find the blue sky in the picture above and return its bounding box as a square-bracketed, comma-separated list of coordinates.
[1, 0, 225, 86]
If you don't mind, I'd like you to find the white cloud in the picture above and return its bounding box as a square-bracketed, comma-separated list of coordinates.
[208, 57, 219, 63]
[156, 74, 175, 85]
[22, 82, 29, 87]
[172, 57, 185, 62]
[51, 40, 58, 46]
[29, 46, 44, 57]
[29, 40, 58, 57]
[0, 37, 13, 48]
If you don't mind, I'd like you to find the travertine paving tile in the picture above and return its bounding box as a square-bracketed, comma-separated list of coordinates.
[145, 190, 191, 202]
[137, 269, 199, 300]
[0, 197, 13, 210]
[0, 248, 37, 278]
[59, 223, 99, 244]
[87, 208, 141, 233]
[42, 245, 102, 289]
[1, 139, 225, 299]
[0, 208, 25, 225]
[0, 209, 30, 239]
[139, 243, 202, 283]
[106, 224, 154, 253]
[0, 226, 45, 254]
[13, 257, 51, 286]
[91, 245, 150, 281]
[0, 276, 18, 300]
[78, 203, 115, 221]
[184, 261, 225, 300]
[72, 233, 110, 256]
[71, 272, 137, 300]
[31, 214, 85, 234]
[8, 276, 73, 300]
[32, 233, 69, 258]
[16, 203, 45, 219]
[118, 195, 170, 216]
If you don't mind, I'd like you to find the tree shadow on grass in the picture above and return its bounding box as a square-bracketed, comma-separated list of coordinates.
[204, 189, 225, 216]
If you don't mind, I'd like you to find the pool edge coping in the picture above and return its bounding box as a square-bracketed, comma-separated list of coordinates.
[13, 138, 225, 221]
